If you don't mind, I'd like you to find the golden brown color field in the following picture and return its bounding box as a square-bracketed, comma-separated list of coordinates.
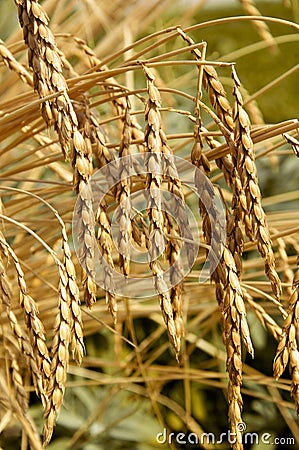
[0, 0, 299, 449]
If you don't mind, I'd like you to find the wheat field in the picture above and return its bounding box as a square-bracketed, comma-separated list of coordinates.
[0, 0, 299, 449]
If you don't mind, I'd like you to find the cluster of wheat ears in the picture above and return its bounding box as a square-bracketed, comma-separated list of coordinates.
[0, 0, 299, 449]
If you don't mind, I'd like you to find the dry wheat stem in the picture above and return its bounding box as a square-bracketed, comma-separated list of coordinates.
[67, 34, 145, 147]
[244, 291, 282, 341]
[277, 237, 294, 297]
[283, 132, 299, 157]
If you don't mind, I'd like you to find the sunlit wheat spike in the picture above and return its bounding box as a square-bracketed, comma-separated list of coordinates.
[73, 99, 97, 308]
[43, 268, 71, 446]
[0, 38, 33, 85]
[0, 375, 43, 450]
[86, 100, 118, 320]
[15, 0, 73, 157]
[274, 266, 299, 413]
[232, 66, 281, 299]
[192, 131, 252, 449]
[176, 26, 237, 192]
[116, 103, 133, 276]
[143, 64, 181, 356]
[3, 338, 28, 413]
[96, 200, 117, 322]
[15, 0, 97, 307]
[0, 246, 45, 399]
[0, 234, 51, 401]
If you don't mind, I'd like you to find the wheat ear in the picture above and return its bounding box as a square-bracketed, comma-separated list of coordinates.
[192, 115, 252, 450]
[115, 101, 133, 276]
[0, 246, 44, 400]
[274, 264, 299, 413]
[232, 66, 281, 299]
[0, 38, 33, 85]
[4, 341, 28, 413]
[0, 235, 51, 398]
[143, 64, 182, 356]
[0, 375, 43, 450]
[15, 0, 97, 307]
[192, 138, 252, 450]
